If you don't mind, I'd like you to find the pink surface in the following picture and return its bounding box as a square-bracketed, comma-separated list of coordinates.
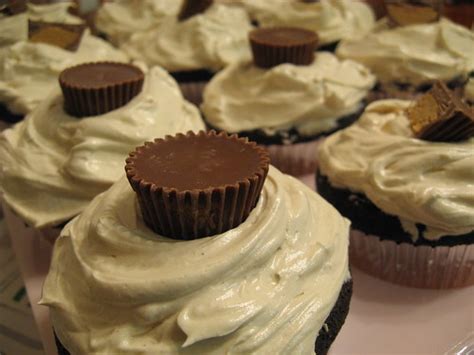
[5, 174, 474, 355]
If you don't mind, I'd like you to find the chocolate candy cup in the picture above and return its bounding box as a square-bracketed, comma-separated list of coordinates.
[125, 130, 270, 240]
[59, 62, 144, 118]
[384, 0, 442, 26]
[29, 21, 86, 51]
[178, 0, 213, 21]
[249, 27, 319, 69]
[407, 81, 474, 142]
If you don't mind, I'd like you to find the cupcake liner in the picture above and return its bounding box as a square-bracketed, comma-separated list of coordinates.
[350, 229, 474, 289]
[126, 131, 270, 240]
[2, 201, 62, 245]
[249, 27, 318, 69]
[59, 62, 144, 117]
[266, 137, 324, 176]
[178, 81, 207, 106]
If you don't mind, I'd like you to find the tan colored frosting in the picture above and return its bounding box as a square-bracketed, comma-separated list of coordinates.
[96, 0, 183, 45]
[0, 67, 205, 228]
[242, 0, 375, 45]
[336, 18, 474, 85]
[0, 30, 128, 115]
[27, 2, 84, 24]
[202, 52, 375, 136]
[41, 167, 350, 354]
[318, 99, 474, 240]
[121, 4, 253, 72]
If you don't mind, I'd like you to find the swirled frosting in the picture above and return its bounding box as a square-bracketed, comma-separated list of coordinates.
[336, 18, 474, 86]
[96, 0, 183, 45]
[319, 99, 474, 240]
[41, 167, 350, 354]
[202, 52, 375, 136]
[465, 78, 474, 103]
[0, 67, 205, 228]
[27, 2, 84, 24]
[121, 4, 253, 72]
[242, 0, 375, 45]
[0, 30, 128, 115]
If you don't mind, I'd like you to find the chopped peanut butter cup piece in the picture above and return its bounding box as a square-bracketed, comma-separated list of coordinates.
[249, 27, 319, 69]
[29, 21, 86, 51]
[384, 0, 442, 26]
[59, 62, 145, 118]
[178, 0, 213, 21]
[125, 130, 270, 240]
[407, 81, 474, 142]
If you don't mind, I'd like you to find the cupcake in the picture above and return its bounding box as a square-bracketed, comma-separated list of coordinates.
[95, 0, 183, 46]
[0, 3, 129, 128]
[336, 13, 474, 101]
[121, 0, 253, 105]
[41, 130, 352, 355]
[317, 82, 474, 288]
[202, 27, 376, 176]
[0, 62, 204, 242]
[242, 0, 375, 51]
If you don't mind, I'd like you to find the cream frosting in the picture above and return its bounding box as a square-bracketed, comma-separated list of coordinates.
[0, 30, 129, 115]
[0, 67, 205, 228]
[318, 99, 474, 240]
[242, 0, 375, 45]
[27, 2, 84, 24]
[0, 13, 28, 46]
[96, 0, 183, 45]
[202, 52, 375, 136]
[336, 18, 474, 86]
[121, 4, 253, 72]
[465, 78, 474, 103]
[41, 167, 350, 354]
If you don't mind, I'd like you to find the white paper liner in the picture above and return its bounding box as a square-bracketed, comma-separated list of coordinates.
[2, 201, 62, 245]
[178, 81, 207, 106]
[266, 137, 324, 176]
[350, 229, 474, 289]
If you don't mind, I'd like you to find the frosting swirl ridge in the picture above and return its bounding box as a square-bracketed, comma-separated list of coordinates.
[41, 167, 350, 354]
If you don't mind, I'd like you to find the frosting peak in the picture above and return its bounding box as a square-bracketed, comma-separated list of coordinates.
[41, 167, 350, 354]
[318, 99, 474, 240]
[202, 52, 375, 136]
[121, 4, 253, 72]
[0, 67, 205, 227]
[336, 18, 474, 85]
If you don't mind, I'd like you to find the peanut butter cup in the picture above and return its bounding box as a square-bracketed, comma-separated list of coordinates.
[385, 0, 442, 26]
[178, 0, 213, 21]
[407, 81, 474, 142]
[125, 130, 270, 240]
[249, 27, 318, 69]
[29, 21, 86, 51]
[59, 62, 144, 118]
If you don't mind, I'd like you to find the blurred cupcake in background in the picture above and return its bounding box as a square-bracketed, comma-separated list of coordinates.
[241, 0, 375, 51]
[336, 0, 474, 101]
[0, 62, 204, 242]
[95, 0, 184, 46]
[0, 0, 128, 129]
[317, 82, 474, 288]
[121, 0, 253, 105]
[202, 27, 375, 176]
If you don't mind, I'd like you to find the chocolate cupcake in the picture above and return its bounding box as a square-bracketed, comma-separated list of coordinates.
[202, 27, 375, 176]
[0, 2, 128, 129]
[0, 62, 204, 242]
[42, 130, 352, 354]
[242, 0, 376, 51]
[121, 0, 253, 105]
[336, 4, 474, 102]
[317, 83, 474, 288]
